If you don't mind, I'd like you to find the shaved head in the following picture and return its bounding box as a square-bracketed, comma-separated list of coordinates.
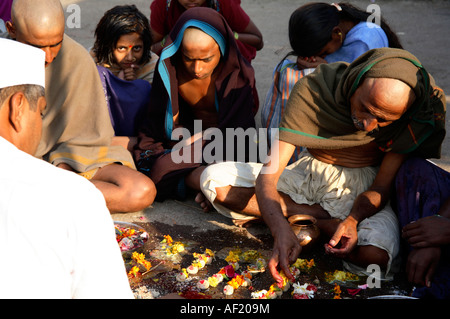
[363, 77, 416, 111]
[8, 0, 65, 66]
[182, 27, 217, 51]
[11, 0, 65, 35]
[179, 27, 222, 80]
[350, 77, 416, 132]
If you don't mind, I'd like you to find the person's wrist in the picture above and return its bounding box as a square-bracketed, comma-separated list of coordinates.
[345, 215, 359, 226]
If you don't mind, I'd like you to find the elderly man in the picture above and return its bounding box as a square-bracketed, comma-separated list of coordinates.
[3, 0, 156, 213]
[134, 7, 258, 202]
[0, 38, 133, 298]
[200, 48, 446, 285]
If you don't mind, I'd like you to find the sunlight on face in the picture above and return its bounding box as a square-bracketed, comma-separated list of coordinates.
[113, 32, 144, 69]
[13, 27, 64, 67]
[180, 28, 221, 80]
[350, 78, 415, 133]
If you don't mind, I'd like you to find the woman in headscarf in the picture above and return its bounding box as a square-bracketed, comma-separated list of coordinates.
[134, 7, 258, 202]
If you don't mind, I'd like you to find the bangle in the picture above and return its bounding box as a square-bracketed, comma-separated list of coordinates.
[233, 31, 239, 40]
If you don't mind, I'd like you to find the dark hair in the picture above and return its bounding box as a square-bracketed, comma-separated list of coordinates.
[93, 5, 153, 66]
[288, 2, 402, 58]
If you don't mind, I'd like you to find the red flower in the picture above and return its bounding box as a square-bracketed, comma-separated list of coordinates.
[223, 265, 236, 279]
[306, 284, 317, 293]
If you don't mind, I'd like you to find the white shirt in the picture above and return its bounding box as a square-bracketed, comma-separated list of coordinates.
[0, 137, 133, 299]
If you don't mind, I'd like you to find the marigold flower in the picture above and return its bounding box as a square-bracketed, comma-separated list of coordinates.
[163, 235, 173, 245]
[228, 275, 245, 289]
[208, 276, 220, 287]
[128, 266, 140, 278]
[334, 284, 341, 294]
[225, 250, 240, 263]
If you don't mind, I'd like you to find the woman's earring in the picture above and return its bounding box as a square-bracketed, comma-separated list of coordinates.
[338, 32, 343, 44]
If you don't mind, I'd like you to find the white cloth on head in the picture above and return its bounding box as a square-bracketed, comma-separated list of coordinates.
[0, 38, 45, 89]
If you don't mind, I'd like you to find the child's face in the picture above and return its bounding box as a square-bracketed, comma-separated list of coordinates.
[315, 27, 344, 58]
[177, 0, 207, 10]
[113, 32, 144, 69]
[315, 37, 342, 58]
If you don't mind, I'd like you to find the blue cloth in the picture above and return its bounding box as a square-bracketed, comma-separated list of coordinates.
[395, 157, 450, 299]
[97, 65, 151, 136]
[261, 22, 389, 163]
[325, 22, 389, 64]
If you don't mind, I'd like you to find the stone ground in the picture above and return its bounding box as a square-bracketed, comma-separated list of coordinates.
[60, 0, 450, 301]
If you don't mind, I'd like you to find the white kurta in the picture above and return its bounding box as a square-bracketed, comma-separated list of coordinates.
[0, 137, 133, 299]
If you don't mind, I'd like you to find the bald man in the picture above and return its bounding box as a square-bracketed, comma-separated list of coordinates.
[199, 48, 447, 285]
[3, 0, 156, 213]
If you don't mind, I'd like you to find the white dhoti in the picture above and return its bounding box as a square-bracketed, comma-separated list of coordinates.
[200, 150, 400, 277]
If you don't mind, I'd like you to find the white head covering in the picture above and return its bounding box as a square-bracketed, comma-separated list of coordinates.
[0, 38, 45, 89]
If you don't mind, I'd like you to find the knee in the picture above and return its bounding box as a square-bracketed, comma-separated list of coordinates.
[125, 174, 156, 211]
[355, 245, 390, 270]
[214, 186, 230, 205]
[135, 175, 157, 208]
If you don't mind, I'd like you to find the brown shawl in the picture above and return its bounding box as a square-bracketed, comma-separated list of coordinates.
[279, 48, 446, 158]
[36, 35, 135, 172]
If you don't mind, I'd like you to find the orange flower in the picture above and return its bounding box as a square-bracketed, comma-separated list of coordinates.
[128, 266, 140, 278]
[163, 235, 173, 245]
[228, 275, 245, 289]
[334, 284, 341, 294]
[333, 283, 342, 299]
[131, 252, 152, 270]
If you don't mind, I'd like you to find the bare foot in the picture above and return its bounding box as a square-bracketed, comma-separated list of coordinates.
[194, 192, 213, 213]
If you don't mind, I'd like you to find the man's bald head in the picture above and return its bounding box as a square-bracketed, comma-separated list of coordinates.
[363, 77, 416, 111]
[350, 77, 416, 132]
[182, 27, 218, 52]
[7, 0, 65, 66]
[11, 0, 65, 34]
[179, 27, 222, 80]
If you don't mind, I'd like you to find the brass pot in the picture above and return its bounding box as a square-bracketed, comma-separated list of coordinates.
[288, 214, 320, 247]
